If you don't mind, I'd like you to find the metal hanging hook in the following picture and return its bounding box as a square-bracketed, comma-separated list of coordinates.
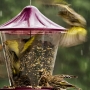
[0, 11, 2, 17]
[30, 0, 31, 5]
[29, 0, 32, 38]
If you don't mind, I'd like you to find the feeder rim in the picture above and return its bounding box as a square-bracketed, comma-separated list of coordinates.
[0, 28, 67, 32]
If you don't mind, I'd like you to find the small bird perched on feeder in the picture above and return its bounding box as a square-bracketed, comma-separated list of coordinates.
[4, 40, 20, 57]
[3, 35, 39, 56]
[3, 35, 39, 76]
[3, 39, 22, 77]
[20, 35, 38, 54]
[38, 69, 81, 90]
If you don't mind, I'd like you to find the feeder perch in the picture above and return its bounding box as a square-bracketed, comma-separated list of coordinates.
[0, 5, 66, 89]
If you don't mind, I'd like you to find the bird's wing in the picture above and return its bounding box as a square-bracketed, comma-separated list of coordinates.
[59, 27, 87, 47]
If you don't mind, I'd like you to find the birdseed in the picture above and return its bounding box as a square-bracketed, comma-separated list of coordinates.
[11, 40, 56, 87]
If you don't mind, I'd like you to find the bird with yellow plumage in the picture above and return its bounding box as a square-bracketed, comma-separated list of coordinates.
[43, 1, 87, 47]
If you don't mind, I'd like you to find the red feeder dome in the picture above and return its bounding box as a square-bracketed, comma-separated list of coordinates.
[0, 5, 66, 34]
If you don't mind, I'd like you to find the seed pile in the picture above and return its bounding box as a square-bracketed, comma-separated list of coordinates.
[13, 40, 55, 86]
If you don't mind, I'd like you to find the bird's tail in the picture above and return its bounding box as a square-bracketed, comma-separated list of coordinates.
[58, 81, 81, 90]
[59, 74, 78, 79]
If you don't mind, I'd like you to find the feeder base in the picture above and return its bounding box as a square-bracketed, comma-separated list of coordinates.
[0, 87, 54, 90]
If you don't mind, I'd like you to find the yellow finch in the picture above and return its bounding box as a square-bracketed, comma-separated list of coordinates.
[4, 34, 39, 56]
[57, 4, 86, 27]
[4, 39, 22, 76]
[3, 39, 25, 76]
[59, 26, 87, 47]
[3, 34, 39, 75]
[43, 3, 86, 27]
[4, 40, 20, 57]
[20, 35, 38, 54]
[57, 4, 87, 46]
[43, 3, 87, 47]
[38, 69, 81, 90]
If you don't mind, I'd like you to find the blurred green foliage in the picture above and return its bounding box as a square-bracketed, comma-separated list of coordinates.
[0, 0, 90, 90]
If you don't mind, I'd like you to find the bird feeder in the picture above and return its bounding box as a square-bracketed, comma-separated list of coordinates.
[0, 6, 66, 89]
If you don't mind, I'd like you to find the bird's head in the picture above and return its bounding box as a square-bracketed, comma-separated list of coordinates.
[4, 40, 17, 46]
